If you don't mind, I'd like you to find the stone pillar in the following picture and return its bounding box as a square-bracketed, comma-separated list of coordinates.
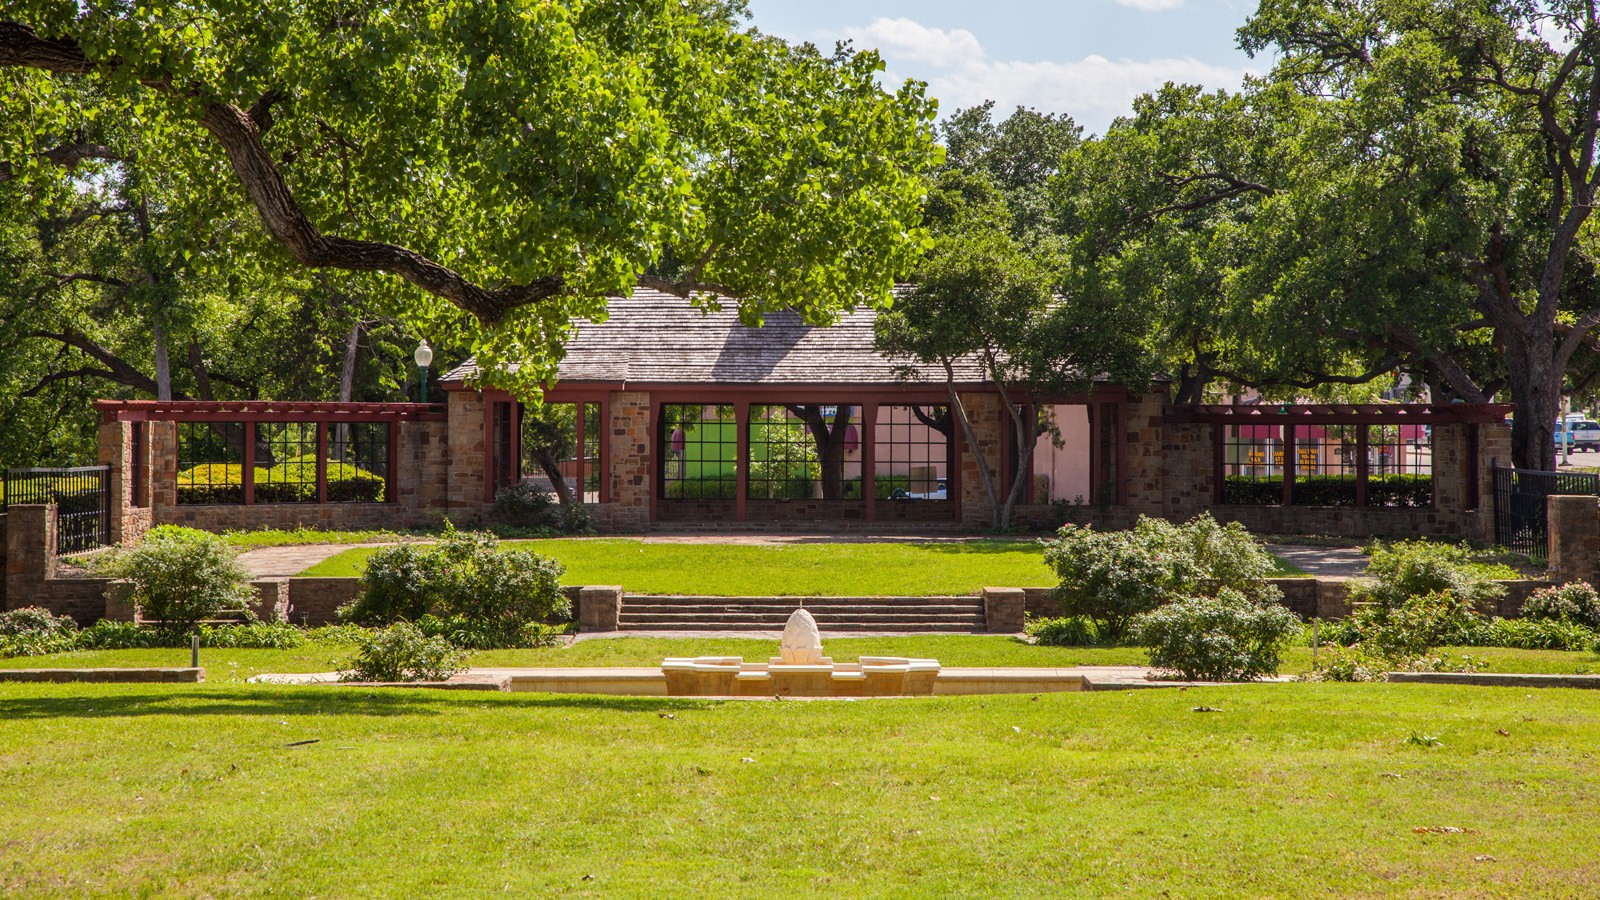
[4, 504, 56, 611]
[445, 389, 487, 512]
[1121, 389, 1168, 518]
[99, 419, 153, 546]
[956, 392, 1005, 526]
[1548, 495, 1600, 586]
[148, 421, 179, 523]
[578, 586, 623, 631]
[981, 587, 1026, 633]
[395, 420, 450, 521]
[606, 392, 652, 529]
[1475, 421, 1513, 542]
[1162, 420, 1213, 522]
[1431, 423, 1469, 512]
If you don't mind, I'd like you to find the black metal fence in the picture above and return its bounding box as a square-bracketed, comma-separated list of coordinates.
[1492, 466, 1600, 562]
[2, 466, 112, 553]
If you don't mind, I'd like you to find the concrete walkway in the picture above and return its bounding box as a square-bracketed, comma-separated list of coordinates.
[1271, 545, 1369, 578]
[237, 543, 390, 578]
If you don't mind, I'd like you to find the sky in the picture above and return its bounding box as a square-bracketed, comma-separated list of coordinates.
[743, 0, 1267, 134]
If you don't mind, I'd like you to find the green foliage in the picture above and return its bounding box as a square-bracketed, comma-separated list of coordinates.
[342, 623, 467, 683]
[2, 1, 940, 403]
[1305, 644, 1392, 683]
[1352, 540, 1508, 613]
[1348, 591, 1482, 661]
[489, 483, 590, 533]
[74, 620, 161, 651]
[342, 526, 569, 643]
[0, 607, 81, 658]
[1131, 588, 1301, 681]
[1522, 582, 1600, 630]
[414, 615, 566, 651]
[1223, 475, 1434, 508]
[1025, 615, 1105, 647]
[98, 527, 255, 638]
[1466, 618, 1596, 653]
[1043, 514, 1283, 640]
[196, 622, 308, 650]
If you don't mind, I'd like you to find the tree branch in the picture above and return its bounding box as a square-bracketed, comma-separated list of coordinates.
[0, 141, 120, 184]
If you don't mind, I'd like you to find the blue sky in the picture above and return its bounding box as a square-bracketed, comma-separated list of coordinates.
[744, 0, 1266, 134]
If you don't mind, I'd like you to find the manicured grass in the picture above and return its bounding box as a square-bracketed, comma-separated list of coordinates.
[302, 538, 1059, 593]
[298, 538, 1311, 590]
[4, 638, 1596, 680]
[220, 526, 418, 548]
[4, 681, 1600, 896]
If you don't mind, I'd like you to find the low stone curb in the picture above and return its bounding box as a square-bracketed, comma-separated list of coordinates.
[1385, 672, 1600, 689]
[0, 667, 203, 683]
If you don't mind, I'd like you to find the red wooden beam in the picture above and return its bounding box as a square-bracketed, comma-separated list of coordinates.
[95, 400, 447, 423]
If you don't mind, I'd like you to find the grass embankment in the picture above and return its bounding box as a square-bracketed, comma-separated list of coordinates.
[3, 638, 1594, 681]
[2, 681, 1598, 896]
[298, 538, 1310, 588]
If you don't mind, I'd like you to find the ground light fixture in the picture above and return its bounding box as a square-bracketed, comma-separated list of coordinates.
[414, 340, 434, 403]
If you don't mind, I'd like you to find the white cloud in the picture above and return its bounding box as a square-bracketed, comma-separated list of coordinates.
[1115, 0, 1187, 10]
[839, 17, 1252, 133]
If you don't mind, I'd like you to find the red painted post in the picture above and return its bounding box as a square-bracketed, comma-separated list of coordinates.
[575, 401, 586, 503]
[599, 397, 611, 504]
[1212, 422, 1225, 505]
[862, 401, 877, 522]
[316, 422, 329, 503]
[735, 401, 749, 522]
[1282, 424, 1296, 507]
[482, 397, 496, 504]
[1355, 425, 1370, 508]
[647, 401, 660, 524]
[387, 421, 399, 504]
[242, 421, 256, 505]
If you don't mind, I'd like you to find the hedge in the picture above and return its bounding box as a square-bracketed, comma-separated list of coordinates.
[177, 459, 385, 505]
[1223, 474, 1432, 508]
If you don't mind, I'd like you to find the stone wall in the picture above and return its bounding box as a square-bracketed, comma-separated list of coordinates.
[287, 577, 364, 626]
[446, 390, 487, 511]
[1549, 495, 1600, 586]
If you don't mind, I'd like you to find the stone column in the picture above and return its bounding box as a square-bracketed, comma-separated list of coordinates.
[956, 392, 1004, 526]
[981, 587, 1026, 633]
[1548, 495, 1600, 586]
[604, 392, 652, 530]
[445, 389, 487, 512]
[4, 504, 56, 611]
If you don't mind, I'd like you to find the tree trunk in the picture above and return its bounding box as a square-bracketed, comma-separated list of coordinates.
[1503, 326, 1561, 471]
[333, 322, 363, 461]
[152, 320, 172, 401]
[531, 447, 577, 506]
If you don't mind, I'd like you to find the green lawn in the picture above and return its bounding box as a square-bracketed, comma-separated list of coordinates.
[3, 681, 1600, 896]
[298, 538, 1309, 591]
[3, 638, 1595, 681]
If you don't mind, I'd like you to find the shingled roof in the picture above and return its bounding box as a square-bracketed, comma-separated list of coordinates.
[441, 288, 995, 387]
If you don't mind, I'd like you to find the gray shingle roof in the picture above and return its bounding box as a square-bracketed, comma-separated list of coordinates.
[442, 288, 992, 387]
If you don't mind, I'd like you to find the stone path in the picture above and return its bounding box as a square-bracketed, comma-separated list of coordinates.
[237, 543, 391, 578]
[1271, 545, 1369, 578]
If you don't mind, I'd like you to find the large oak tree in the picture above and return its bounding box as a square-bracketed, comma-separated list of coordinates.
[1, 1, 940, 397]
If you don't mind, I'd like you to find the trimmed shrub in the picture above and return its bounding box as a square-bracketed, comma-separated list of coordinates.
[99, 527, 255, 638]
[663, 478, 738, 500]
[342, 623, 467, 682]
[1131, 589, 1301, 681]
[1044, 514, 1282, 641]
[1025, 615, 1104, 647]
[1522, 582, 1600, 629]
[341, 526, 570, 645]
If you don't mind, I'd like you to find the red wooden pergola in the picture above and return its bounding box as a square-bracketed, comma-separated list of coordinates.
[1168, 402, 1514, 507]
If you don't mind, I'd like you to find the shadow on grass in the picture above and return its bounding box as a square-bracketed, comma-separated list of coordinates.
[0, 687, 735, 720]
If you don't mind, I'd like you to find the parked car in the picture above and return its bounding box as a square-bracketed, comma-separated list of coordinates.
[1556, 419, 1600, 451]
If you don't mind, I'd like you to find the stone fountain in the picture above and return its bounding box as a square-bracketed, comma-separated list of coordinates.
[661, 609, 941, 697]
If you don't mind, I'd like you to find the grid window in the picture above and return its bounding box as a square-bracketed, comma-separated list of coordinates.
[876, 405, 952, 501]
[1222, 423, 1283, 505]
[1368, 424, 1433, 507]
[582, 402, 601, 501]
[255, 422, 320, 503]
[522, 402, 603, 503]
[662, 404, 738, 499]
[750, 405, 862, 500]
[327, 422, 389, 502]
[175, 422, 246, 505]
[1291, 424, 1360, 506]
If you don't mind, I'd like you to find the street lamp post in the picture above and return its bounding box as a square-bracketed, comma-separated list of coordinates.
[414, 340, 434, 403]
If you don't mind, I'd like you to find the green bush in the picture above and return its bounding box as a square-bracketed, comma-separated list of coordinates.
[76, 620, 163, 650]
[1463, 617, 1597, 652]
[1305, 644, 1393, 682]
[1025, 615, 1104, 647]
[1221, 476, 1283, 506]
[1044, 514, 1283, 641]
[491, 482, 594, 532]
[1345, 590, 1481, 660]
[0, 608, 81, 658]
[342, 622, 467, 682]
[415, 614, 567, 650]
[1522, 582, 1600, 629]
[1131, 588, 1301, 681]
[342, 544, 442, 624]
[1352, 540, 1506, 614]
[0, 606, 79, 639]
[341, 526, 570, 645]
[663, 478, 738, 500]
[196, 622, 308, 649]
[99, 527, 255, 638]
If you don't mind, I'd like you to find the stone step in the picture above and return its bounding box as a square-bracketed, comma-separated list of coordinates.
[614, 614, 979, 630]
[621, 595, 982, 607]
[619, 603, 985, 616]
[618, 612, 985, 625]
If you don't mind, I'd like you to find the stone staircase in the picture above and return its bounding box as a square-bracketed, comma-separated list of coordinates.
[616, 594, 988, 633]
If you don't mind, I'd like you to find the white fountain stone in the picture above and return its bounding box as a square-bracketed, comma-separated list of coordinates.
[779, 609, 823, 665]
